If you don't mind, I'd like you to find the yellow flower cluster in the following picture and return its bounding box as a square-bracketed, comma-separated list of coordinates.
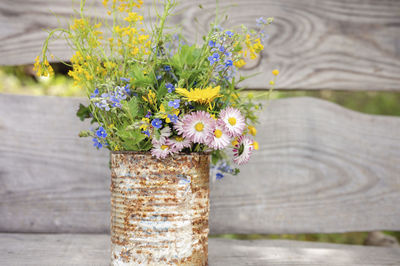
[103, 0, 144, 14]
[142, 90, 157, 105]
[33, 56, 54, 77]
[159, 104, 180, 123]
[244, 34, 264, 60]
[111, 12, 150, 57]
[68, 51, 108, 87]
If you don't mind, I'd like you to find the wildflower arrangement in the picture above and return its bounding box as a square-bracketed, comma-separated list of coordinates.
[35, 0, 278, 177]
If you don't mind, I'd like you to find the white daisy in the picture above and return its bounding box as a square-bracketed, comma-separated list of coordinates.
[180, 111, 215, 144]
[151, 138, 177, 159]
[219, 107, 245, 137]
[233, 135, 254, 165]
[168, 136, 192, 152]
[208, 121, 231, 150]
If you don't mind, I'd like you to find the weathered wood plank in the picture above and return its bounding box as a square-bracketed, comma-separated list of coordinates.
[1, 233, 400, 266]
[0, 94, 399, 234]
[1, 0, 400, 90]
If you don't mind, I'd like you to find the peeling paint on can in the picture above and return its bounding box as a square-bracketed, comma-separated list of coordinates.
[110, 151, 210, 266]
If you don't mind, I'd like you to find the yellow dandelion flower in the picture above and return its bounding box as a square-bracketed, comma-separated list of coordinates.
[272, 69, 279, 76]
[175, 86, 222, 105]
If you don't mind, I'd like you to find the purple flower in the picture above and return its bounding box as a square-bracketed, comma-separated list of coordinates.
[208, 40, 216, 47]
[166, 83, 175, 93]
[96, 126, 107, 138]
[167, 114, 178, 123]
[168, 99, 180, 109]
[225, 31, 233, 37]
[145, 111, 152, 118]
[120, 77, 130, 82]
[151, 118, 163, 129]
[156, 75, 162, 80]
[216, 172, 224, 180]
[164, 65, 172, 72]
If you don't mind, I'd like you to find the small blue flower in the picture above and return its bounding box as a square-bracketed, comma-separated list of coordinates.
[166, 83, 175, 93]
[120, 77, 130, 82]
[142, 130, 150, 137]
[168, 99, 180, 109]
[214, 25, 223, 31]
[225, 59, 233, 67]
[92, 138, 102, 149]
[219, 45, 225, 52]
[156, 74, 162, 80]
[145, 111, 152, 118]
[225, 31, 234, 37]
[167, 114, 178, 123]
[256, 17, 267, 27]
[124, 84, 131, 95]
[90, 88, 99, 99]
[96, 126, 107, 138]
[151, 119, 163, 129]
[164, 65, 171, 72]
[216, 172, 224, 180]
[208, 52, 220, 65]
[208, 40, 216, 47]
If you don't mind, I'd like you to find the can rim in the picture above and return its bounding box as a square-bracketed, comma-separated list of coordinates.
[111, 150, 211, 156]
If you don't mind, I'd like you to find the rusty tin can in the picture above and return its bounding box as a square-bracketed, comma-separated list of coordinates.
[110, 151, 210, 265]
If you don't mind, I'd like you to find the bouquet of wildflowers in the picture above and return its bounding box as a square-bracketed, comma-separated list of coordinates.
[35, 0, 278, 177]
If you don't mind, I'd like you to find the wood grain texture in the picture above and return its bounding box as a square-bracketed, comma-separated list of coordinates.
[0, 94, 399, 234]
[1, 234, 400, 266]
[1, 0, 400, 90]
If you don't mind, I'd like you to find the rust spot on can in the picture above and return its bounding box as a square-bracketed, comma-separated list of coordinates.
[110, 151, 210, 265]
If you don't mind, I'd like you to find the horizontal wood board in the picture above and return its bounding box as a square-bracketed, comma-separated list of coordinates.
[0, 94, 399, 234]
[1, 0, 400, 90]
[1, 234, 400, 265]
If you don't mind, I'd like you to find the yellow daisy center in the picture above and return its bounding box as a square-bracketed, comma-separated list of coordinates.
[161, 145, 169, 150]
[195, 122, 204, 132]
[175, 136, 184, 142]
[228, 117, 237, 126]
[214, 129, 223, 138]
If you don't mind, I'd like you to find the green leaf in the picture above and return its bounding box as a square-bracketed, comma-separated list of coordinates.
[76, 103, 91, 121]
[116, 128, 146, 151]
[123, 97, 138, 121]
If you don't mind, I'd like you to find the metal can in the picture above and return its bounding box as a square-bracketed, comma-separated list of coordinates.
[110, 151, 210, 265]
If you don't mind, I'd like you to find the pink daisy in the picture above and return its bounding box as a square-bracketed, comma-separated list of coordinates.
[151, 138, 176, 159]
[233, 135, 254, 165]
[219, 107, 245, 137]
[180, 111, 215, 144]
[208, 122, 231, 150]
[168, 136, 192, 152]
